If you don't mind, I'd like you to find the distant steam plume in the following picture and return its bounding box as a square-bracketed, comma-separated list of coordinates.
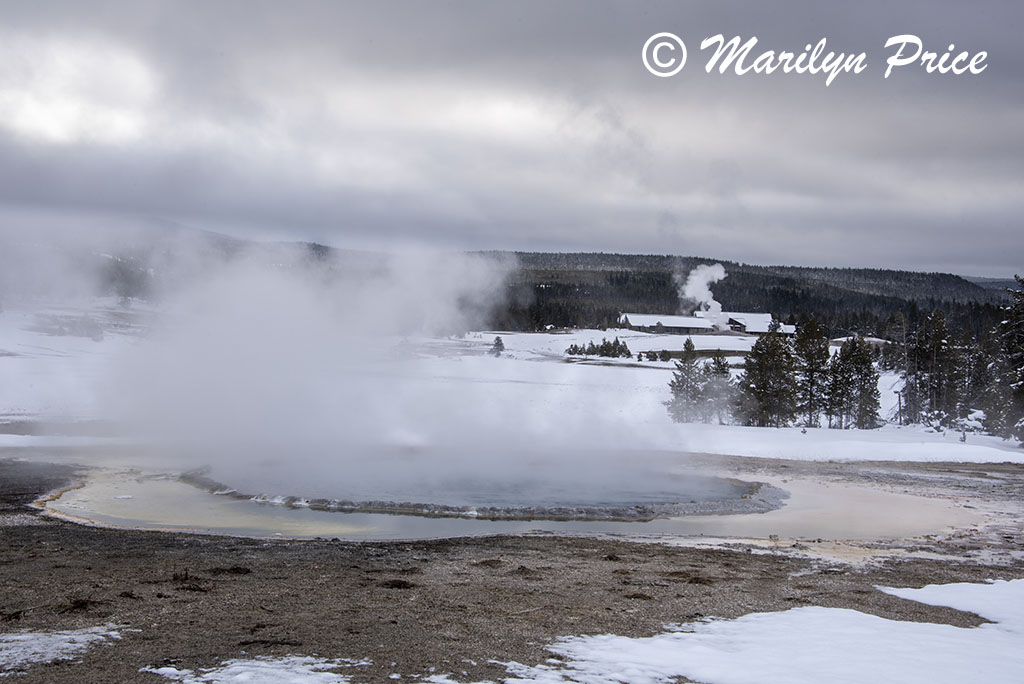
[676, 263, 727, 328]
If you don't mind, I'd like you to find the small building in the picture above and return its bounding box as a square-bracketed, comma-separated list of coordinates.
[721, 312, 796, 336]
[619, 313, 715, 335]
[622, 310, 796, 335]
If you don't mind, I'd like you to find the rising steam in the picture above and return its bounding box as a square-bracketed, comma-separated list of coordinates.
[95, 238, 683, 502]
[676, 263, 728, 328]
[3, 226, 724, 506]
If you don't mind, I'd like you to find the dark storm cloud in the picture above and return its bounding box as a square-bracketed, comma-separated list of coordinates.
[0, 0, 1020, 275]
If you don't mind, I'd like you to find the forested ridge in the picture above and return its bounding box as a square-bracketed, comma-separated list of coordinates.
[487, 251, 1005, 339]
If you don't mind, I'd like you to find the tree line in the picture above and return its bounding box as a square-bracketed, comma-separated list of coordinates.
[890, 277, 1024, 440]
[666, 320, 880, 429]
[666, 276, 1024, 442]
[566, 337, 632, 358]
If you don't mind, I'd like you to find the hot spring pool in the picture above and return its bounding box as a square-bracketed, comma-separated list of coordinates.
[35, 453, 981, 543]
[180, 447, 783, 521]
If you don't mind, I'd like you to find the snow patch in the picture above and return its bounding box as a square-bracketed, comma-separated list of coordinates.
[425, 579, 1024, 684]
[142, 656, 369, 683]
[0, 624, 124, 676]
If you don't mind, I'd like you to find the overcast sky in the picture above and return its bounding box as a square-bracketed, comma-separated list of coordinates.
[0, 0, 1020, 276]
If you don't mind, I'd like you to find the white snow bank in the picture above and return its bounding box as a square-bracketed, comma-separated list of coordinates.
[473, 579, 1024, 684]
[142, 656, 369, 683]
[880, 579, 1024, 631]
[671, 422, 1024, 464]
[0, 624, 123, 676]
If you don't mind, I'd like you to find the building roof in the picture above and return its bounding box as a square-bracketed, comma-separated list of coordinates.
[725, 313, 775, 334]
[619, 313, 715, 330]
[693, 310, 796, 334]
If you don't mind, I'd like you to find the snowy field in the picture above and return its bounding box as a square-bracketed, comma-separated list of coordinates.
[0, 298, 148, 420]
[4, 580, 1022, 682]
[0, 299, 1021, 464]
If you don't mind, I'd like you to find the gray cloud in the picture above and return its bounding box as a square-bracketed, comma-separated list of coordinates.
[0, 0, 1021, 275]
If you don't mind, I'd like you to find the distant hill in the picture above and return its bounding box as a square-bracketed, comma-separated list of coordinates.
[1, 224, 1006, 339]
[506, 253, 1004, 305]
[963, 276, 1019, 296]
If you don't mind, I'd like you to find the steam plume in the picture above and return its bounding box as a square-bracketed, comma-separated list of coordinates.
[677, 263, 727, 327]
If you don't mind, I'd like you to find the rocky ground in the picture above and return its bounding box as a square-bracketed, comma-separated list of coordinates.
[2, 457, 1024, 683]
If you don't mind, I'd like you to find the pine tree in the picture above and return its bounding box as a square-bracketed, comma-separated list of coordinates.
[824, 337, 880, 429]
[793, 318, 830, 427]
[964, 332, 994, 411]
[702, 351, 735, 424]
[825, 343, 854, 428]
[666, 338, 701, 423]
[901, 310, 973, 426]
[737, 322, 797, 427]
[850, 337, 881, 429]
[490, 336, 504, 357]
[983, 275, 1024, 442]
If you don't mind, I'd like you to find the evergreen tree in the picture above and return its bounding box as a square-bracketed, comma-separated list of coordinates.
[823, 337, 882, 429]
[702, 351, 735, 424]
[490, 336, 504, 357]
[963, 332, 994, 411]
[983, 275, 1024, 442]
[737, 322, 797, 427]
[793, 318, 830, 427]
[902, 310, 965, 425]
[825, 344, 854, 428]
[825, 337, 881, 429]
[850, 337, 881, 429]
[666, 338, 701, 423]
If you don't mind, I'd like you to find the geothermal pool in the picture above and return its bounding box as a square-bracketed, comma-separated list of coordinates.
[179, 449, 779, 522]
[31, 447, 983, 543]
[41, 466, 780, 539]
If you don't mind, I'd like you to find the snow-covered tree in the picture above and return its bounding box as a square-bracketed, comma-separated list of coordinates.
[490, 336, 504, 357]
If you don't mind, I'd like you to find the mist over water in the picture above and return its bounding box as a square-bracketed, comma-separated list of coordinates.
[80, 237, 681, 506]
[2, 227, 732, 510]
